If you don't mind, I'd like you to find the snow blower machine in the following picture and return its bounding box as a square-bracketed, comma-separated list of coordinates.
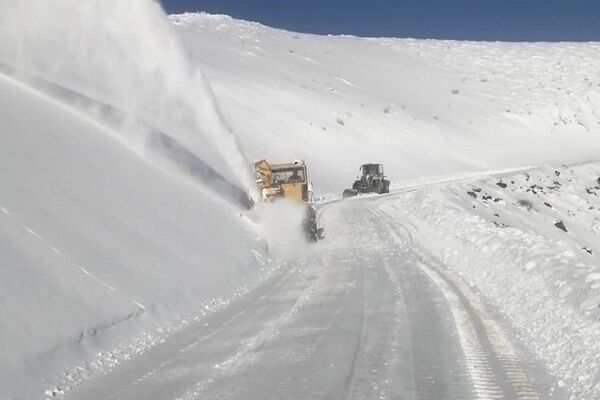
[254, 159, 323, 242]
[343, 163, 390, 198]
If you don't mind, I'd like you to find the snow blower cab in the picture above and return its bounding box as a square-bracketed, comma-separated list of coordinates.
[255, 160, 309, 203]
[254, 159, 323, 241]
[343, 163, 390, 198]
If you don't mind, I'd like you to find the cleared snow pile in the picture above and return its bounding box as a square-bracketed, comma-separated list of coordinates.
[381, 162, 600, 398]
[254, 200, 309, 259]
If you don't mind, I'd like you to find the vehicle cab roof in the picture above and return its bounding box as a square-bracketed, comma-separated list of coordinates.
[271, 162, 306, 171]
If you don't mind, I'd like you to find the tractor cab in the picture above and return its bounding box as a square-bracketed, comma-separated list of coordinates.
[360, 163, 384, 177]
[343, 163, 390, 198]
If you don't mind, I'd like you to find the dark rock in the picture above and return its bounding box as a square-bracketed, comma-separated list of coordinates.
[496, 182, 507, 189]
[517, 199, 534, 210]
[555, 170, 561, 177]
[494, 198, 502, 202]
[554, 221, 568, 232]
[582, 247, 593, 255]
[473, 187, 482, 192]
[544, 202, 553, 208]
[467, 191, 477, 199]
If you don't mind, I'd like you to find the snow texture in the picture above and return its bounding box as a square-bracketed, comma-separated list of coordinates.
[381, 163, 600, 399]
[1, 3, 600, 399]
[171, 13, 600, 193]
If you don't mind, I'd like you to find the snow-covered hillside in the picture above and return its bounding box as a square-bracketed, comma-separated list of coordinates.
[2, 2, 600, 399]
[172, 13, 600, 192]
[0, 71, 271, 398]
[0, 3, 280, 396]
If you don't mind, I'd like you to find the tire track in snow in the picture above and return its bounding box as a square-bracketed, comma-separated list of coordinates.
[374, 206, 542, 400]
[214, 270, 320, 373]
[65, 265, 300, 400]
[340, 250, 366, 400]
[418, 261, 505, 400]
[375, 206, 503, 399]
[428, 260, 542, 400]
[179, 265, 329, 400]
[370, 208, 475, 399]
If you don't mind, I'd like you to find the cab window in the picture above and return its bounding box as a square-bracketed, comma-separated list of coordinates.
[273, 168, 305, 183]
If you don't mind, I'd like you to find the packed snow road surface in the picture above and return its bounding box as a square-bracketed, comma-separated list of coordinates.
[66, 198, 563, 400]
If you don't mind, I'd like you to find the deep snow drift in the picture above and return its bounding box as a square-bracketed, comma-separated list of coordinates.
[0, 1, 271, 397]
[0, 72, 269, 398]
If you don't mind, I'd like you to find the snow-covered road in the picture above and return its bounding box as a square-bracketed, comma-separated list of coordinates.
[65, 197, 565, 400]
[3, 5, 600, 399]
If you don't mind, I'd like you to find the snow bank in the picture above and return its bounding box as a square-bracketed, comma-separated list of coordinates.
[381, 162, 600, 398]
[0, 68, 266, 398]
[171, 13, 600, 193]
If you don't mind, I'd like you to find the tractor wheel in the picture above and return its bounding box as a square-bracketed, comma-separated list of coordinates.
[303, 205, 320, 242]
[383, 181, 390, 193]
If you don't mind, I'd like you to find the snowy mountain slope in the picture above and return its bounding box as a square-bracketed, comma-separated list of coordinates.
[171, 13, 600, 193]
[2, 3, 600, 399]
[168, 13, 600, 397]
[0, 73, 266, 398]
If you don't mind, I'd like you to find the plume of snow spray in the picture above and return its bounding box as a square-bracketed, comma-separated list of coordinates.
[0, 0, 254, 195]
[255, 200, 309, 259]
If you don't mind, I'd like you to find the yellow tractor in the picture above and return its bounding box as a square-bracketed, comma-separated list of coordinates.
[254, 159, 323, 241]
